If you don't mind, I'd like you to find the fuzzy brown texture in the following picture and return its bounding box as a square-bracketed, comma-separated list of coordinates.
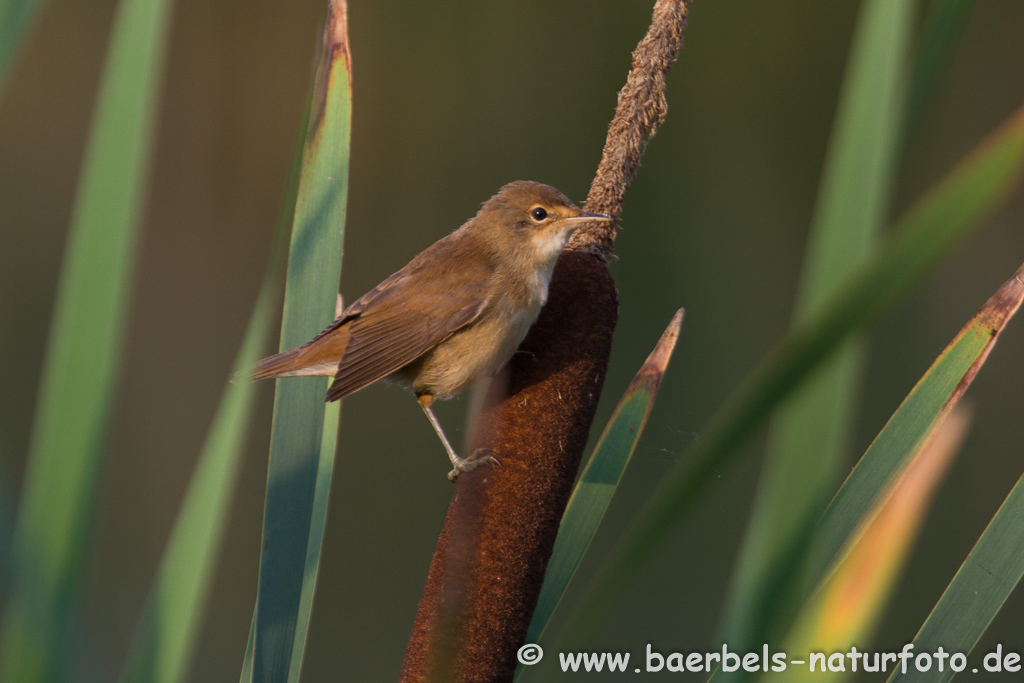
[401, 1, 691, 681]
[400, 253, 618, 682]
[574, 0, 691, 259]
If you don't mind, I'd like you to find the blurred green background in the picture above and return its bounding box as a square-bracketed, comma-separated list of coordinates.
[1, 0, 1023, 680]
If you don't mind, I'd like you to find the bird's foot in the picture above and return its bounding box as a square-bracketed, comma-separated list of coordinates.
[447, 448, 502, 483]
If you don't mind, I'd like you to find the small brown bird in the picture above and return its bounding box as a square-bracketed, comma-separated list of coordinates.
[247, 181, 610, 480]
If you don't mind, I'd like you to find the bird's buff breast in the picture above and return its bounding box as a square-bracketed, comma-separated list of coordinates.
[399, 299, 542, 399]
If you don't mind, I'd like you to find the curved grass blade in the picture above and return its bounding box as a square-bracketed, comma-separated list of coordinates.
[812, 262, 1024, 579]
[708, 264, 1023, 683]
[118, 280, 278, 683]
[246, 2, 351, 681]
[117, 133, 300, 683]
[768, 408, 970, 683]
[522, 309, 683, 654]
[886, 476, 1024, 683]
[0, 0, 47, 90]
[722, 0, 915, 653]
[0, 0, 174, 677]
[554, 105, 1024, 649]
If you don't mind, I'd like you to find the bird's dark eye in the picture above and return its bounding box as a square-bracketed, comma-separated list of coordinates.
[530, 207, 548, 222]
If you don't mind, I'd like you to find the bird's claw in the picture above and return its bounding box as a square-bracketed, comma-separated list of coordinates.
[448, 448, 502, 483]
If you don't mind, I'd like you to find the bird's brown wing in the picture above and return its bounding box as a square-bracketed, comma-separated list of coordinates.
[324, 236, 494, 401]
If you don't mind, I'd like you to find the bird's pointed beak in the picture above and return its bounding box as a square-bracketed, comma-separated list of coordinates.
[562, 211, 613, 224]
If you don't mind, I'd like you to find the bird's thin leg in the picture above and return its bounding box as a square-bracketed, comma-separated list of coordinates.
[417, 394, 500, 481]
[419, 399, 460, 466]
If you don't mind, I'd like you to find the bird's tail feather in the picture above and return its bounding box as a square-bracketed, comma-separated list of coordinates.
[233, 345, 333, 383]
[250, 347, 304, 380]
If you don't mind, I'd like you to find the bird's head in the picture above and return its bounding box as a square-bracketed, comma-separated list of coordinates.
[473, 180, 611, 267]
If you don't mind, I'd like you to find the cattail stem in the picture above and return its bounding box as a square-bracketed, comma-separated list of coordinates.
[400, 2, 692, 681]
